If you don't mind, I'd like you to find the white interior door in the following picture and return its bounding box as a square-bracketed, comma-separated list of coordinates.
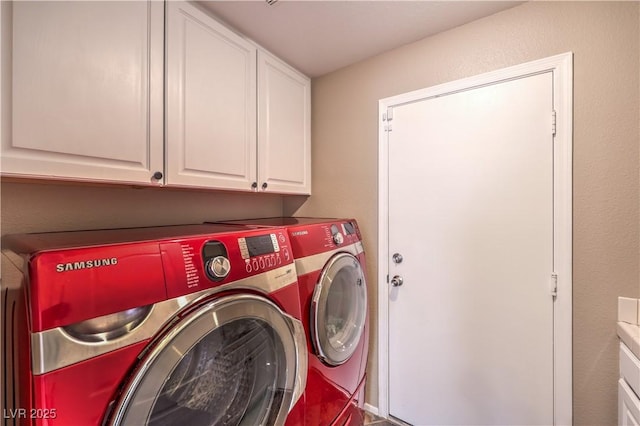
[387, 72, 555, 425]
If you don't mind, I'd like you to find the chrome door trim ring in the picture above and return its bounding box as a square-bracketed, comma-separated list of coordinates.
[310, 252, 367, 366]
[108, 294, 307, 426]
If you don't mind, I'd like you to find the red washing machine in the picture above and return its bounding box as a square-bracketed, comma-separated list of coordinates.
[1, 224, 308, 426]
[213, 218, 370, 426]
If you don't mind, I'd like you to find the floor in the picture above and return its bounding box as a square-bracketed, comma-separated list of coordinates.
[363, 410, 400, 426]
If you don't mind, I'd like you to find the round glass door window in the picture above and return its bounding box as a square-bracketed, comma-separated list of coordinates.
[109, 295, 305, 426]
[311, 252, 367, 366]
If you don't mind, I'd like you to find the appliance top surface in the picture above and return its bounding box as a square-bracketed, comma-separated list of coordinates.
[217, 217, 353, 227]
[2, 224, 265, 255]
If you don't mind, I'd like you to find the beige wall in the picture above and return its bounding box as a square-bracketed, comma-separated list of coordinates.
[1, 181, 284, 235]
[1, 1, 638, 424]
[286, 1, 640, 424]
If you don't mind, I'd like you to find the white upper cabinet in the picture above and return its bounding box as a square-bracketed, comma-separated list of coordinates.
[1, 1, 164, 185]
[257, 51, 311, 195]
[166, 2, 311, 194]
[165, 1, 257, 191]
[1, 0, 311, 194]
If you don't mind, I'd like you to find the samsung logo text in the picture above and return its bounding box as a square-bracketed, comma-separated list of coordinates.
[56, 258, 118, 273]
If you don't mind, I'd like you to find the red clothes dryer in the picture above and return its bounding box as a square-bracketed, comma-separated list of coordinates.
[1, 224, 308, 426]
[214, 218, 370, 426]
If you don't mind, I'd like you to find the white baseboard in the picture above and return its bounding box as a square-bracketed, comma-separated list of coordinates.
[363, 403, 379, 416]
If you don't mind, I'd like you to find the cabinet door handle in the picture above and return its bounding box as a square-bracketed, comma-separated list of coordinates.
[261, 182, 268, 190]
[152, 171, 163, 180]
[251, 182, 258, 189]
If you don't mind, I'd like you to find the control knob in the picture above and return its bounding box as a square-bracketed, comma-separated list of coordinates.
[206, 256, 231, 280]
[333, 232, 344, 245]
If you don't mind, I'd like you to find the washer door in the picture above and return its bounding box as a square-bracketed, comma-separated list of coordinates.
[109, 294, 307, 426]
[311, 252, 367, 366]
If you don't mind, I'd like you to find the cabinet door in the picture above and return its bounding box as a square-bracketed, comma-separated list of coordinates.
[257, 50, 311, 195]
[166, 1, 257, 191]
[619, 379, 640, 426]
[2, 1, 164, 184]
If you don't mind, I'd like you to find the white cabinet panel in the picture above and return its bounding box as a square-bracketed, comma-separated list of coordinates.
[166, 1, 257, 191]
[257, 51, 311, 195]
[621, 342, 640, 399]
[2, 1, 163, 184]
[620, 379, 640, 426]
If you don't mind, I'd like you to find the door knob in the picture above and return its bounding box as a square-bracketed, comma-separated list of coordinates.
[390, 275, 403, 287]
[392, 253, 403, 264]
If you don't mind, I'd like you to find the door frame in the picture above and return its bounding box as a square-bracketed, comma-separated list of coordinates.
[377, 52, 573, 425]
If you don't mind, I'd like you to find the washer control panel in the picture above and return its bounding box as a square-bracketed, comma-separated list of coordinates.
[160, 227, 296, 299]
[238, 232, 291, 273]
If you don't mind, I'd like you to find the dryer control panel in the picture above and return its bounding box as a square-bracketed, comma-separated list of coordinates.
[288, 220, 362, 258]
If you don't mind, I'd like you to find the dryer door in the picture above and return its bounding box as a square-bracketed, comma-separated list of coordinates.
[108, 294, 307, 426]
[311, 252, 367, 366]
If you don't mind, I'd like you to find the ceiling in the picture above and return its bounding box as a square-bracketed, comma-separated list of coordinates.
[198, 1, 525, 78]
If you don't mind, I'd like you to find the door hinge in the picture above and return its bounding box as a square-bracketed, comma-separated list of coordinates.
[551, 110, 557, 137]
[549, 273, 558, 297]
[386, 274, 389, 283]
[383, 107, 393, 132]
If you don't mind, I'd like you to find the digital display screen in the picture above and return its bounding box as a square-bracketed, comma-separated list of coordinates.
[344, 222, 355, 235]
[245, 235, 275, 257]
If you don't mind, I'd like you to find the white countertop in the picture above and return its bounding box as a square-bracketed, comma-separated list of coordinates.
[618, 321, 640, 358]
[618, 297, 640, 358]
